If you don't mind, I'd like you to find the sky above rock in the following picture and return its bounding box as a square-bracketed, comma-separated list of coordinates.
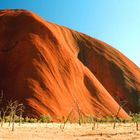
[0, 0, 140, 66]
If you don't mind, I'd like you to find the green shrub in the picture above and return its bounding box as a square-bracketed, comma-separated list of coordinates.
[4, 116, 11, 122]
[29, 118, 37, 123]
[82, 115, 93, 123]
[131, 113, 140, 123]
[38, 114, 52, 123]
[25, 117, 30, 122]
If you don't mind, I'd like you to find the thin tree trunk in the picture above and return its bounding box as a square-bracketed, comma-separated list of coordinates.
[19, 112, 22, 126]
[61, 109, 73, 129]
[113, 106, 121, 129]
[1, 112, 5, 127]
[136, 122, 139, 131]
[9, 112, 13, 127]
[113, 117, 116, 129]
[92, 117, 96, 130]
[12, 113, 15, 131]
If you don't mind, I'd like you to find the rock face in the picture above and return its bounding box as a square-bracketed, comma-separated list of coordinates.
[0, 10, 139, 120]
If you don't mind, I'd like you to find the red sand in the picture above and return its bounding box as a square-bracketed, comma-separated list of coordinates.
[0, 9, 139, 120]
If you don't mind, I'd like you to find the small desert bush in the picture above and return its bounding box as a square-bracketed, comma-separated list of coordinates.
[38, 114, 52, 123]
[24, 117, 30, 122]
[81, 115, 93, 123]
[29, 118, 38, 123]
[24, 117, 38, 123]
[131, 113, 140, 122]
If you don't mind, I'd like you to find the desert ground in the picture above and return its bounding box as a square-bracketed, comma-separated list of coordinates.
[0, 123, 140, 140]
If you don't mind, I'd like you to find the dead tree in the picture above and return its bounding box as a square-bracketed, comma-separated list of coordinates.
[61, 108, 73, 129]
[1, 106, 9, 127]
[134, 114, 139, 131]
[17, 104, 24, 126]
[0, 90, 7, 127]
[7, 100, 15, 127]
[91, 116, 96, 130]
[75, 101, 82, 125]
[0, 90, 4, 118]
[8, 100, 24, 131]
[91, 113, 101, 130]
[0, 91, 24, 130]
[131, 113, 139, 131]
[72, 96, 85, 125]
[12, 101, 18, 131]
[113, 97, 127, 129]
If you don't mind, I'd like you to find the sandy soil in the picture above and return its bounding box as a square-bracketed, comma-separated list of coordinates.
[0, 123, 140, 140]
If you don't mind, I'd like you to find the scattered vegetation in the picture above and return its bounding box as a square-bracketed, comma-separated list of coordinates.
[0, 90, 140, 132]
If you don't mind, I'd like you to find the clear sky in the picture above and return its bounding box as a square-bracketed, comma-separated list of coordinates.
[0, 0, 140, 66]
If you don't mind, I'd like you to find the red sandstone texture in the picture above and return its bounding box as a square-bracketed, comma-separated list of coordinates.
[0, 9, 139, 120]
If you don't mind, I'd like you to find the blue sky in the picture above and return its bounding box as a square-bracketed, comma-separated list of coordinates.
[0, 0, 140, 66]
